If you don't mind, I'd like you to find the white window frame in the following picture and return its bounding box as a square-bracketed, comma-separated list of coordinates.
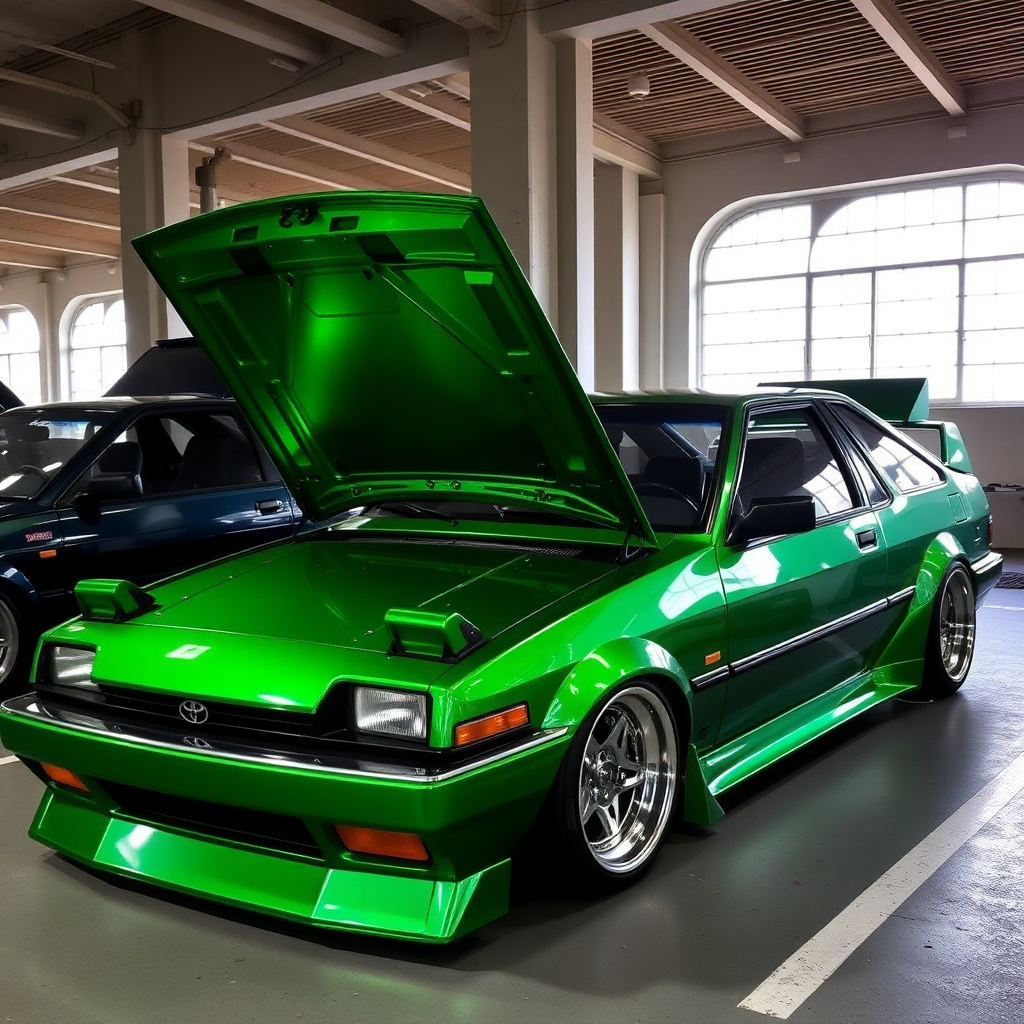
[697, 171, 1024, 406]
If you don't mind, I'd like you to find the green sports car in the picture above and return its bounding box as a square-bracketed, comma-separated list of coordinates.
[0, 192, 1002, 943]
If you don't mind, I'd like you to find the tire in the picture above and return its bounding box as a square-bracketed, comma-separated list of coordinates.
[921, 562, 976, 698]
[550, 682, 680, 890]
[0, 592, 26, 696]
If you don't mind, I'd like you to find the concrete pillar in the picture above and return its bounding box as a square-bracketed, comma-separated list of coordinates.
[554, 38, 595, 390]
[117, 31, 191, 362]
[469, 8, 557, 319]
[639, 192, 666, 389]
[594, 162, 640, 391]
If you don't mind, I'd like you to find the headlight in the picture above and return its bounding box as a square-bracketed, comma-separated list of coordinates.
[353, 687, 427, 740]
[48, 646, 98, 690]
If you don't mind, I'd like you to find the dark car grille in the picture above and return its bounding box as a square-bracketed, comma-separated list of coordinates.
[102, 780, 325, 860]
[36, 681, 438, 766]
[95, 685, 325, 739]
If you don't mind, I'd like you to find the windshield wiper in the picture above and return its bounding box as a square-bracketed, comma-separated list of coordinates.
[366, 501, 458, 526]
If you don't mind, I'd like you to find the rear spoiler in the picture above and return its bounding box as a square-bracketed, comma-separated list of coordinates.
[766, 377, 972, 473]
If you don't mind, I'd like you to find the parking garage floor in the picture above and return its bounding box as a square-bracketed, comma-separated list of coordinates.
[3, 557, 1023, 1024]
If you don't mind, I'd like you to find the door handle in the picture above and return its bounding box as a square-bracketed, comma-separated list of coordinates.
[856, 528, 877, 550]
[255, 499, 283, 515]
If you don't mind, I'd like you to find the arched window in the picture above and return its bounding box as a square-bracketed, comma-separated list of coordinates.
[0, 307, 42, 404]
[699, 177, 1024, 403]
[69, 296, 126, 399]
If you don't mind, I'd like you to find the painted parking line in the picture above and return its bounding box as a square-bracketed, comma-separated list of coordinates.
[1, 754, 18, 766]
[739, 746, 1024, 1019]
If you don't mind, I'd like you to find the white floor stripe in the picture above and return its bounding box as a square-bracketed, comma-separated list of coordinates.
[739, 746, 1024, 1019]
[0, 754, 18, 766]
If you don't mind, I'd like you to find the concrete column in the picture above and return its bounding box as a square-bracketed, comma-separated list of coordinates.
[117, 132, 190, 362]
[117, 30, 191, 362]
[554, 38, 595, 390]
[594, 162, 640, 391]
[639, 192, 666, 389]
[469, 8, 557, 319]
[37, 275, 60, 401]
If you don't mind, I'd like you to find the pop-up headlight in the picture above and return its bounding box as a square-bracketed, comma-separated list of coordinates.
[353, 687, 427, 740]
[48, 646, 98, 690]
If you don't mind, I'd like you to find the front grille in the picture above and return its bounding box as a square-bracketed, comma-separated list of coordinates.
[95, 686, 324, 739]
[102, 780, 325, 860]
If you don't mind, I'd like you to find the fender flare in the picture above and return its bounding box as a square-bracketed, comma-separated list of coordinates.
[0, 560, 42, 613]
[540, 636, 724, 827]
[875, 531, 967, 683]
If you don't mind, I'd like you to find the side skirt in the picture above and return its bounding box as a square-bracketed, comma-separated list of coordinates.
[697, 671, 918, 798]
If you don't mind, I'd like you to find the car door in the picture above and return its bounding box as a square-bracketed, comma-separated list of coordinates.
[716, 403, 889, 744]
[56, 406, 296, 595]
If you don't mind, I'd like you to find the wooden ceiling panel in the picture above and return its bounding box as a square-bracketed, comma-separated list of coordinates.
[900, 0, 1024, 84]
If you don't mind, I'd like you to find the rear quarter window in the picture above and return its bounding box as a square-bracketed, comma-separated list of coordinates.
[831, 405, 943, 494]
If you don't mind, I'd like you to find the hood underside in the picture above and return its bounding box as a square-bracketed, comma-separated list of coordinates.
[133, 192, 656, 546]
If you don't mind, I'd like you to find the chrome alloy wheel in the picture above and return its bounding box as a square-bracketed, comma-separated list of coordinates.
[0, 597, 19, 684]
[938, 565, 976, 683]
[577, 686, 678, 875]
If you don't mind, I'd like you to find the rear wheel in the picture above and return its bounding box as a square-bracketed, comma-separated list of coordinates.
[551, 683, 679, 889]
[921, 562, 976, 698]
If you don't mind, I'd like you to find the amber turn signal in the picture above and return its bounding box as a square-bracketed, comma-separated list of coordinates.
[335, 824, 430, 862]
[454, 703, 529, 747]
[40, 763, 89, 792]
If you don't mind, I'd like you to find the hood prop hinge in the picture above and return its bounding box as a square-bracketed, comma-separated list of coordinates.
[617, 518, 646, 564]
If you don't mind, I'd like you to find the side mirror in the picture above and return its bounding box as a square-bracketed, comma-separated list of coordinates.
[85, 473, 141, 502]
[727, 495, 815, 547]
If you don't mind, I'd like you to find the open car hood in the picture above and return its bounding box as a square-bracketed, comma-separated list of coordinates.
[133, 192, 657, 546]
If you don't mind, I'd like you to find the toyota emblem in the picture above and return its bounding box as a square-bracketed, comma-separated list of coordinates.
[179, 700, 209, 724]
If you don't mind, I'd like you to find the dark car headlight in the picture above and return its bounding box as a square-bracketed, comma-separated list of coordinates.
[46, 646, 98, 691]
[352, 687, 427, 740]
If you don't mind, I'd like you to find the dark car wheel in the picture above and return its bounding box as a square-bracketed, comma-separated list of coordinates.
[921, 562, 976, 698]
[551, 682, 679, 890]
[0, 593, 25, 693]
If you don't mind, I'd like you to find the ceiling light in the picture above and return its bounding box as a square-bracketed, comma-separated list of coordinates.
[267, 55, 301, 72]
[627, 73, 651, 99]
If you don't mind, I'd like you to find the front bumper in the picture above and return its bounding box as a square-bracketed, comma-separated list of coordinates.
[0, 693, 569, 943]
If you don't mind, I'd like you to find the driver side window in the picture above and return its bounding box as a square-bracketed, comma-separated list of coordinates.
[738, 409, 854, 521]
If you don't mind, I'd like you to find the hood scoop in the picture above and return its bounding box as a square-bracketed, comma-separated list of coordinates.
[384, 607, 484, 662]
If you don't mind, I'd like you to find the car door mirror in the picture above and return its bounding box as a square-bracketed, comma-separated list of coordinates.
[727, 495, 815, 546]
[85, 473, 142, 502]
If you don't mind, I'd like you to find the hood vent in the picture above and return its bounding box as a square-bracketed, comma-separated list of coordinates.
[384, 608, 484, 662]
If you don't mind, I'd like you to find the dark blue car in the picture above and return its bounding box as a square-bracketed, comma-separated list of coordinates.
[0, 394, 298, 691]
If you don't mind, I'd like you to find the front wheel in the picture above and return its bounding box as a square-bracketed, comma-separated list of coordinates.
[0, 592, 26, 694]
[551, 683, 680, 890]
[921, 562, 976, 698]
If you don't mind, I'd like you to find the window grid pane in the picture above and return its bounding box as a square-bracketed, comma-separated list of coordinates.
[69, 296, 126, 398]
[700, 178, 1024, 403]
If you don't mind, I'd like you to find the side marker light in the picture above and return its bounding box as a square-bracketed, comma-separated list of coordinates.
[454, 703, 529, 747]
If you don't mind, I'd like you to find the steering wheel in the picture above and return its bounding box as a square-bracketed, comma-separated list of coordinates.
[634, 481, 700, 514]
[16, 465, 49, 485]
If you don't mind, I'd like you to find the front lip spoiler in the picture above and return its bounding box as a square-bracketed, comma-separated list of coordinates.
[0, 693, 568, 783]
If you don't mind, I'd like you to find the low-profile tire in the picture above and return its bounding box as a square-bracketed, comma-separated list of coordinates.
[921, 562, 976, 698]
[550, 682, 680, 891]
[0, 592, 28, 697]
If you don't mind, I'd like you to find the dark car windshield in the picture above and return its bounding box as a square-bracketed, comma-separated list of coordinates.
[0, 409, 115, 499]
[597, 403, 730, 532]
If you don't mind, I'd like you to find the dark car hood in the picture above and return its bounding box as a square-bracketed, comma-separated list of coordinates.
[87, 538, 617, 709]
[132, 191, 657, 547]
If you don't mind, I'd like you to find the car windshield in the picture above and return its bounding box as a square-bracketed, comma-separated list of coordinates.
[0, 409, 115, 499]
[597, 403, 730, 532]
